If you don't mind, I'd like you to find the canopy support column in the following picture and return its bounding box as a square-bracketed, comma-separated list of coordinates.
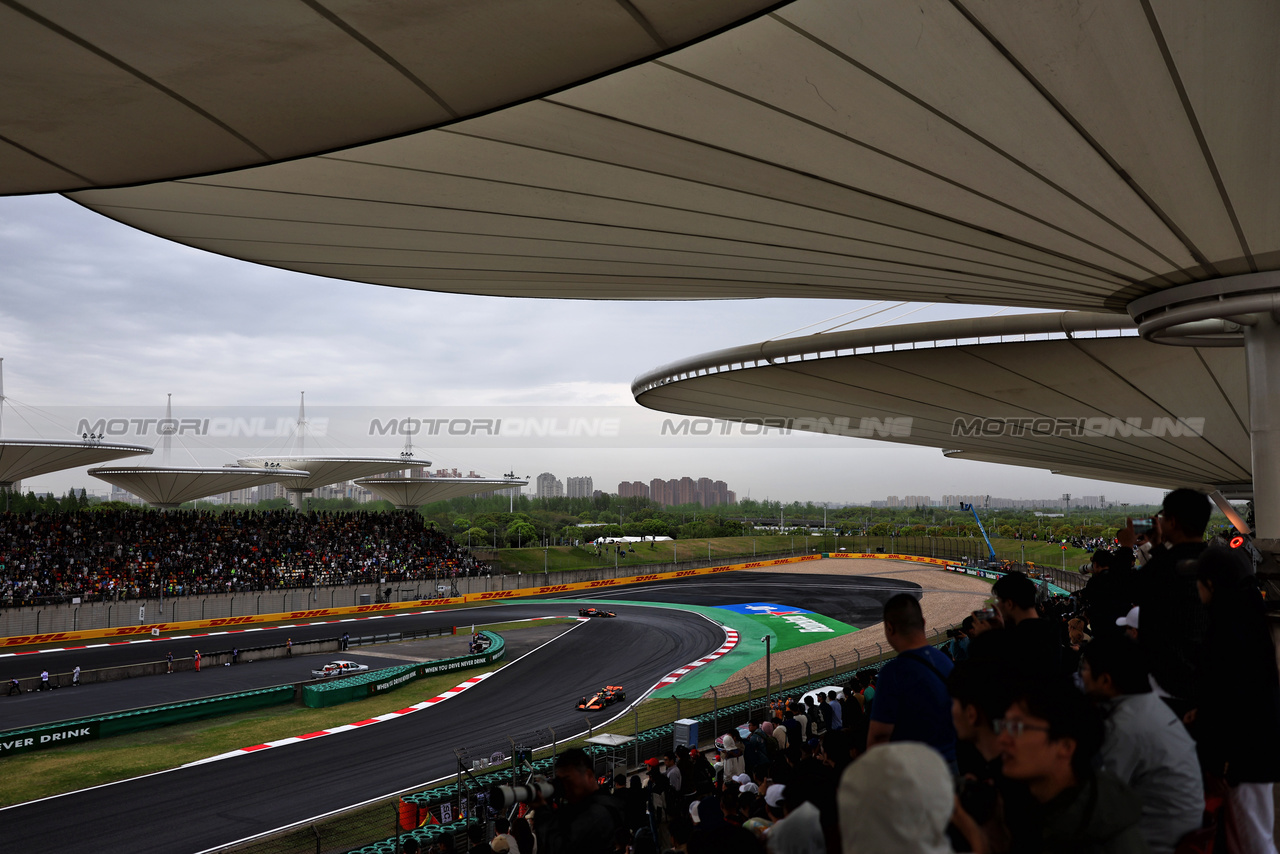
[1245, 313, 1280, 540]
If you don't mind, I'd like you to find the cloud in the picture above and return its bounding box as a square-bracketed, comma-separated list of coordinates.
[0, 194, 1165, 504]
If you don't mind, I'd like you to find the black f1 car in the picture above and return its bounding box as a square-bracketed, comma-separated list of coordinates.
[579, 607, 617, 618]
[576, 685, 626, 711]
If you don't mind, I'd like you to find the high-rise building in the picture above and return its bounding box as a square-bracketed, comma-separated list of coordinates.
[535, 472, 563, 499]
[259, 480, 289, 502]
[675, 476, 696, 505]
[566, 476, 593, 498]
[219, 487, 257, 505]
[617, 480, 649, 499]
[613, 476, 738, 506]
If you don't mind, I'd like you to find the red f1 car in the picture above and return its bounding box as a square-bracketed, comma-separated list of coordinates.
[579, 607, 617, 618]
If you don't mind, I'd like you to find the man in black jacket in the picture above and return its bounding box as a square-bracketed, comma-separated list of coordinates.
[992, 571, 1061, 676]
[1079, 547, 1137, 639]
[1121, 488, 1210, 709]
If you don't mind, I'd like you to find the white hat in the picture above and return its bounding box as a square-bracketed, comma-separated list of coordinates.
[490, 837, 510, 853]
[734, 773, 752, 785]
[739, 781, 759, 794]
[1116, 606, 1140, 630]
[764, 783, 787, 808]
[838, 743, 953, 854]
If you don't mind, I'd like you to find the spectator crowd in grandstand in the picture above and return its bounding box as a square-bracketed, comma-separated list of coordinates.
[497, 488, 1277, 854]
[0, 509, 488, 606]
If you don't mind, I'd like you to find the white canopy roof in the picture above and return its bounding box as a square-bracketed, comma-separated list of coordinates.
[354, 476, 527, 510]
[69, 1, 1278, 311]
[632, 312, 1250, 493]
[236, 456, 413, 491]
[88, 465, 310, 508]
[0, 439, 151, 487]
[3, 0, 776, 194]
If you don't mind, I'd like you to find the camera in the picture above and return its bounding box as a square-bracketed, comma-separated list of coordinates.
[974, 608, 998, 621]
[1131, 518, 1154, 536]
[945, 628, 964, 639]
[490, 777, 559, 809]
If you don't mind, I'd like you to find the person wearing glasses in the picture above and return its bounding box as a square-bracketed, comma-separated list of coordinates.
[996, 679, 1146, 853]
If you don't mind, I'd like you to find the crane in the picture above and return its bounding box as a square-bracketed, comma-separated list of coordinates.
[959, 501, 998, 567]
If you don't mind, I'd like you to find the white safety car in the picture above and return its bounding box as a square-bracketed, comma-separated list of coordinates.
[311, 660, 369, 678]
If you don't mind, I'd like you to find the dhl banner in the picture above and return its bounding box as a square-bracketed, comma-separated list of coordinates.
[2, 551, 953, 647]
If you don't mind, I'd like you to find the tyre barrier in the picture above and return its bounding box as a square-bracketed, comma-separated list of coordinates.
[302, 632, 505, 708]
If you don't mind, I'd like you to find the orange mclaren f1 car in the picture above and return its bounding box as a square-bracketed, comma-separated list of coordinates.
[576, 685, 626, 711]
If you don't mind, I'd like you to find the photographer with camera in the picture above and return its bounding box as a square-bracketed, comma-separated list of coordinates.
[531, 747, 624, 854]
[946, 616, 974, 662]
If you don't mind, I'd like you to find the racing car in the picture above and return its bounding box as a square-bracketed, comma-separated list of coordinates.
[578, 607, 617, 618]
[311, 660, 369, 678]
[576, 685, 626, 710]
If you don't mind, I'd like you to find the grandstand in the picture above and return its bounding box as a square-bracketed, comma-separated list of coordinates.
[0, 508, 484, 608]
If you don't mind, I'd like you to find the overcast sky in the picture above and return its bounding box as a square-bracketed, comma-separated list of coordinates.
[0, 193, 1165, 505]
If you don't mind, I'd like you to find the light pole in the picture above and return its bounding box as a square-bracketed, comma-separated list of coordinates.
[761, 635, 772, 712]
[544, 547, 549, 580]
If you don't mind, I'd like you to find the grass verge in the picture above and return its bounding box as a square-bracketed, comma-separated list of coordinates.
[0, 663, 507, 807]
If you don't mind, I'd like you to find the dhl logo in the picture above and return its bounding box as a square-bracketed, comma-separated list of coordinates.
[355, 604, 393, 612]
[475, 591, 516, 599]
[673, 570, 697, 577]
[288, 610, 333, 619]
[537, 585, 571, 593]
[206, 617, 257, 627]
[586, 580, 617, 588]
[742, 562, 763, 568]
[2, 633, 74, 646]
[107, 624, 176, 636]
[633, 575, 661, 582]
[709, 566, 738, 573]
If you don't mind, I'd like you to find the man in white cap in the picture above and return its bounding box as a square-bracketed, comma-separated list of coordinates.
[1116, 606, 1139, 640]
[838, 743, 954, 853]
[765, 782, 824, 854]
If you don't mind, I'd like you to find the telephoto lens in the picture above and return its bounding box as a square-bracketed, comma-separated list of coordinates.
[489, 777, 557, 809]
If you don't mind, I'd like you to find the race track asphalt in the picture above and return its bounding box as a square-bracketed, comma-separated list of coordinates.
[0, 571, 916, 853]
